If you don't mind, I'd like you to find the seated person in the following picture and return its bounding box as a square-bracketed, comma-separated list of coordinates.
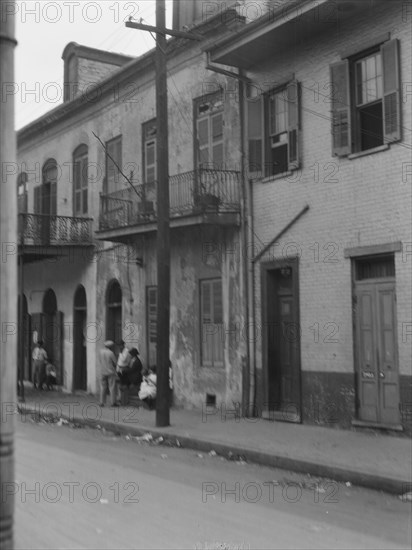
[45, 362, 57, 390]
[138, 366, 157, 409]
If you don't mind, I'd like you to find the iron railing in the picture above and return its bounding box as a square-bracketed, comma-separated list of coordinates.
[99, 168, 240, 231]
[19, 213, 93, 245]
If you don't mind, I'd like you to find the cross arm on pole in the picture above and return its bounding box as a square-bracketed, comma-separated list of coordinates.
[125, 20, 203, 41]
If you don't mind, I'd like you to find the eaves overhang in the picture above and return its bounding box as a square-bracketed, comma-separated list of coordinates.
[208, 0, 385, 70]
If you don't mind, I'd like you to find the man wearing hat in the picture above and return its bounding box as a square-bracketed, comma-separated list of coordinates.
[99, 340, 118, 407]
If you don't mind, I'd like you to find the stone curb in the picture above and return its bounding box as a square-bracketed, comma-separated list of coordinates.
[19, 404, 409, 496]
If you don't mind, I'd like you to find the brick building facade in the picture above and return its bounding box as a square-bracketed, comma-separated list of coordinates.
[209, 0, 412, 431]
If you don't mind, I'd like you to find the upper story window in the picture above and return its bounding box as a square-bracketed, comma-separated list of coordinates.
[34, 159, 57, 215]
[73, 144, 88, 216]
[194, 91, 224, 169]
[331, 39, 401, 156]
[17, 172, 28, 214]
[105, 135, 122, 194]
[247, 80, 300, 178]
[142, 119, 157, 184]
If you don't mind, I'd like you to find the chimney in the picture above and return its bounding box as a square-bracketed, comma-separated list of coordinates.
[173, 0, 239, 30]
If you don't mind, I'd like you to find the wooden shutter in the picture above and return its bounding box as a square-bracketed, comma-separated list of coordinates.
[147, 287, 157, 366]
[287, 80, 300, 169]
[330, 60, 351, 156]
[197, 118, 210, 167]
[106, 137, 122, 193]
[50, 182, 57, 215]
[201, 280, 212, 366]
[211, 113, 224, 168]
[74, 157, 81, 215]
[247, 97, 263, 175]
[201, 280, 223, 367]
[381, 39, 401, 143]
[34, 186, 41, 214]
[81, 155, 88, 214]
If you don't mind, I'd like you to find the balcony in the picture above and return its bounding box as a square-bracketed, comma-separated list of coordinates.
[97, 168, 241, 242]
[19, 213, 94, 262]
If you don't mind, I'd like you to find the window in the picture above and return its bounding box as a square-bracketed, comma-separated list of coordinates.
[331, 39, 401, 156]
[17, 172, 28, 214]
[247, 80, 300, 178]
[146, 286, 157, 366]
[105, 135, 122, 193]
[34, 159, 57, 215]
[143, 119, 157, 184]
[355, 255, 395, 281]
[200, 279, 223, 367]
[73, 144, 88, 216]
[195, 91, 224, 169]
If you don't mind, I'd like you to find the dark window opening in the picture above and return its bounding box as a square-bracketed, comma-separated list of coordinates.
[355, 255, 395, 280]
[206, 394, 216, 407]
[359, 102, 383, 151]
[268, 143, 288, 177]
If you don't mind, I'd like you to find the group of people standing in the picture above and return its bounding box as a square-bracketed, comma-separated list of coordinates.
[99, 340, 161, 409]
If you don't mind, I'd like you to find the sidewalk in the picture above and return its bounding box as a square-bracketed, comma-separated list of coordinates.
[15, 387, 412, 496]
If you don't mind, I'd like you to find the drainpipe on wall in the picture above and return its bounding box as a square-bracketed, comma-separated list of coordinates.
[238, 78, 249, 417]
[239, 75, 257, 418]
[206, 56, 255, 417]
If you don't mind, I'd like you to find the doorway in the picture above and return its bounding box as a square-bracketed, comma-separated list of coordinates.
[106, 280, 122, 353]
[43, 288, 63, 385]
[261, 261, 301, 422]
[354, 255, 400, 426]
[73, 285, 87, 391]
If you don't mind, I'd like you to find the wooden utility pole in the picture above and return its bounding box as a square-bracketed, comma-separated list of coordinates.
[154, 0, 170, 427]
[126, 1, 200, 427]
[0, 0, 18, 546]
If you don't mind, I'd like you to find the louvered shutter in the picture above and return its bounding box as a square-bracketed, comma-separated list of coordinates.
[330, 60, 351, 156]
[381, 39, 401, 143]
[34, 186, 41, 214]
[247, 96, 263, 176]
[287, 80, 300, 169]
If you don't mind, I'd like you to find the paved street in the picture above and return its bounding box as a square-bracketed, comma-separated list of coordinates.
[13, 418, 411, 550]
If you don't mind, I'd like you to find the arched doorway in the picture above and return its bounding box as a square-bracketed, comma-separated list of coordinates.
[106, 280, 122, 353]
[73, 285, 87, 391]
[42, 288, 63, 385]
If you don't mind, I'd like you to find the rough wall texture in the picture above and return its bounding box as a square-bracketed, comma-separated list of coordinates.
[18, 28, 245, 408]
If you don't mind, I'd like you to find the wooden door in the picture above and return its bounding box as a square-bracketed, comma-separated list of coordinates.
[263, 263, 301, 421]
[355, 281, 400, 425]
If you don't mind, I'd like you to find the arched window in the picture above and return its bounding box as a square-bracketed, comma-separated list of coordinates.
[17, 172, 28, 214]
[73, 144, 88, 216]
[35, 159, 57, 215]
[106, 280, 122, 345]
[43, 288, 57, 315]
[74, 284, 87, 309]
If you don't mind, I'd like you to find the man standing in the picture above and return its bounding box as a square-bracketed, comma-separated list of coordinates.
[99, 340, 118, 407]
[116, 339, 131, 402]
[32, 340, 48, 390]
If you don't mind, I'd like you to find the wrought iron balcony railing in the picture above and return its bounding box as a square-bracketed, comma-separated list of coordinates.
[99, 168, 241, 231]
[19, 213, 93, 246]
